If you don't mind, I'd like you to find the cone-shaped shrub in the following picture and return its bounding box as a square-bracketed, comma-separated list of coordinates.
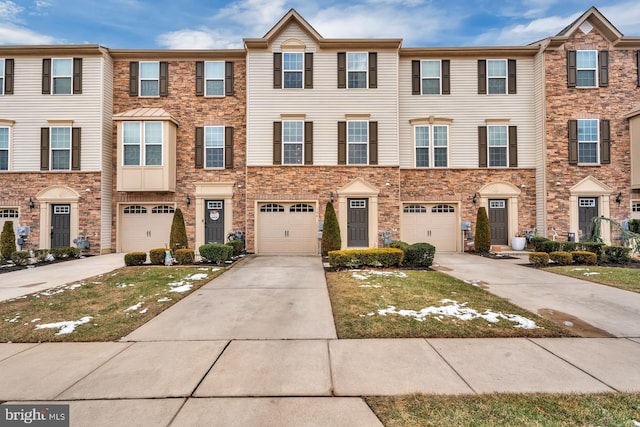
[169, 208, 188, 251]
[1, 221, 16, 259]
[321, 202, 341, 256]
[475, 207, 491, 253]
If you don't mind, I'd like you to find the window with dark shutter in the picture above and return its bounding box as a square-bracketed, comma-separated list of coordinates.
[598, 50, 609, 87]
[4, 58, 14, 94]
[273, 53, 282, 89]
[508, 126, 517, 167]
[304, 53, 313, 89]
[568, 120, 578, 164]
[195, 61, 204, 96]
[567, 51, 577, 87]
[195, 127, 204, 169]
[411, 60, 420, 95]
[442, 60, 451, 95]
[304, 121, 313, 165]
[71, 127, 81, 170]
[273, 122, 282, 165]
[225, 127, 234, 169]
[337, 52, 346, 89]
[225, 61, 234, 96]
[40, 128, 50, 170]
[477, 60, 486, 94]
[129, 62, 139, 96]
[337, 121, 346, 164]
[368, 52, 377, 89]
[508, 59, 516, 94]
[159, 61, 168, 97]
[42, 58, 51, 95]
[478, 126, 487, 167]
[369, 121, 378, 165]
[600, 119, 610, 164]
[73, 58, 82, 94]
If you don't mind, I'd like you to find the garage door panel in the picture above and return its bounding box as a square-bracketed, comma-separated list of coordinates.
[120, 204, 175, 253]
[257, 203, 317, 255]
[401, 204, 457, 252]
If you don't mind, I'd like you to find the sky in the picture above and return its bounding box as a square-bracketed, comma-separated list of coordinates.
[1, 0, 640, 49]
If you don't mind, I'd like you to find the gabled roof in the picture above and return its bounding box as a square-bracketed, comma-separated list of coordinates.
[545, 6, 625, 48]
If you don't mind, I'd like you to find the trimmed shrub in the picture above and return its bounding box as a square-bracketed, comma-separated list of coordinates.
[0, 221, 16, 259]
[578, 242, 605, 261]
[474, 207, 491, 253]
[629, 219, 640, 234]
[530, 236, 549, 251]
[560, 241, 579, 253]
[571, 251, 597, 265]
[170, 208, 188, 251]
[404, 242, 436, 268]
[529, 252, 549, 267]
[549, 251, 573, 266]
[321, 202, 341, 256]
[33, 249, 49, 263]
[538, 240, 561, 253]
[602, 245, 631, 264]
[124, 252, 146, 266]
[389, 240, 409, 252]
[50, 247, 79, 259]
[328, 248, 404, 269]
[175, 248, 195, 265]
[226, 240, 244, 256]
[11, 251, 30, 266]
[149, 248, 170, 265]
[199, 243, 233, 264]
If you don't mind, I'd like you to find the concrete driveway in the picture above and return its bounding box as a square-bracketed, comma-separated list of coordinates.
[124, 255, 338, 341]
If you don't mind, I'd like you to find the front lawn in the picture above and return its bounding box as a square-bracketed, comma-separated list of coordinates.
[544, 265, 640, 293]
[0, 266, 223, 342]
[326, 270, 572, 338]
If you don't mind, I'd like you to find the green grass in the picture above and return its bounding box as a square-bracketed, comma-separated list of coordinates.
[545, 265, 640, 293]
[0, 266, 224, 342]
[326, 270, 572, 338]
[366, 393, 640, 427]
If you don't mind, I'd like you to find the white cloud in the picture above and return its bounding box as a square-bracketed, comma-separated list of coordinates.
[599, 1, 640, 34]
[0, 23, 56, 44]
[156, 28, 242, 49]
[473, 12, 581, 46]
[0, 0, 22, 21]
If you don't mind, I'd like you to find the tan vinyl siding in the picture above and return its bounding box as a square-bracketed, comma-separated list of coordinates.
[272, 23, 318, 52]
[398, 57, 537, 169]
[100, 55, 114, 252]
[533, 49, 547, 236]
[0, 56, 105, 172]
[247, 25, 399, 166]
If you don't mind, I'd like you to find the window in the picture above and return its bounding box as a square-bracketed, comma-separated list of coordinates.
[260, 203, 284, 212]
[579, 198, 596, 208]
[576, 50, 597, 87]
[139, 61, 159, 97]
[290, 203, 314, 212]
[50, 127, 71, 170]
[414, 125, 448, 168]
[0, 209, 18, 218]
[487, 60, 507, 94]
[205, 126, 224, 168]
[0, 127, 9, 170]
[151, 205, 175, 214]
[403, 205, 427, 213]
[432, 204, 455, 213]
[347, 53, 368, 88]
[123, 205, 147, 214]
[490, 200, 506, 209]
[577, 119, 599, 164]
[350, 200, 366, 209]
[488, 125, 508, 167]
[283, 53, 303, 89]
[283, 121, 303, 164]
[205, 61, 225, 96]
[52, 59, 72, 94]
[53, 205, 70, 214]
[632, 202, 640, 213]
[122, 121, 163, 166]
[0, 59, 4, 95]
[347, 121, 368, 164]
[207, 201, 223, 210]
[421, 60, 441, 94]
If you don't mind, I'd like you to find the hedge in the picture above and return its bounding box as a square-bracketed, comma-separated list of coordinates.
[33, 249, 49, 263]
[529, 252, 549, 267]
[175, 248, 195, 265]
[571, 251, 597, 265]
[150, 248, 170, 265]
[602, 245, 631, 264]
[404, 242, 436, 268]
[549, 251, 572, 266]
[50, 246, 79, 259]
[226, 240, 244, 256]
[124, 252, 146, 266]
[328, 248, 404, 269]
[11, 251, 30, 266]
[199, 243, 233, 264]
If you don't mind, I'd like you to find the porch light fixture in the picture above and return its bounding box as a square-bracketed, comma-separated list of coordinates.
[615, 192, 622, 204]
[28, 197, 35, 210]
[329, 192, 334, 203]
[186, 195, 191, 207]
[472, 193, 478, 204]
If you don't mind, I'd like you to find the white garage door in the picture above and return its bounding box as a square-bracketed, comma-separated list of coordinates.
[257, 202, 317, 254]
[120, 204, 175, 253]
[0, 208, 19, 250]
[401, 203, 458, 251]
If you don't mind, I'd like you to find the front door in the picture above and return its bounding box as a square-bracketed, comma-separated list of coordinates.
[347, 198, 368, 247]
[578, 197, 598, 239]
[489, 199, 508, 245]
[51, 204, 70, 248]
[205, 200, 225, 244]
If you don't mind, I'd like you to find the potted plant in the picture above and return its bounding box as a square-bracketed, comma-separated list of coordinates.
[511, 232, 527, 251]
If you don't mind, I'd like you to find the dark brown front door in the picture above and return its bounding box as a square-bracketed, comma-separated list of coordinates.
[578, 197, 598, 239]
[347, 198, 368, 247]
[51, 204, 70, 248]
[489, 199, 508, 245]
[205, 200, 225, 244]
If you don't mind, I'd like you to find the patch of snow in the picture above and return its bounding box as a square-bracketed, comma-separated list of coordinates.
[352, 273, 368, 280]
[157, 297, 171, 303]
[351, 270, 407, 280]
[570, 268, 587, 271]
[139, 308, 149, 314]
[65, 283, 84, 290]
[116, 282, 134, 288]
[211, 268, 220, 272]
[5, 315, 20, 323]
[564, 321, 574, 327]
[31, 318, 41, 323]
[38, 289, 65, 297]
[185, 273, 208, 280]
[35, 316, 92, 335]
[124, 302, 143, 312]
[374, 299, 539, 329]
[583, 272, 600, 276]
[632, 420, 640, 427]
[169, 284, 192, 293]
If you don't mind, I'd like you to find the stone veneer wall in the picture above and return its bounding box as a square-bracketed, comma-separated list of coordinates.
[112, 59, 247, 250]
[545, 28, 638, 238]
[0, 172, 103, 254]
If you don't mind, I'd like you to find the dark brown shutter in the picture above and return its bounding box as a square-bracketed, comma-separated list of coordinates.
[195, 61, 204, 96]
[508, 59, 516, 94]
[567, 51, 577, 87]
[568, 120, 578, 164]
[637, 50, 640, 87]
[40, 128, 50, 170]
[369, 121, 378, 165]
[442, 59, 451, 95]
[304, 121, 313, 165]
[477, 60, 486, 94]
[411, 60, 420, 95]
[338, 121, 346, 164]
[598, 50, 609, 87]
[304, 53, 313, 89]
[508, 126, 518, 167]
[129, 61, 139, 96]
[71, 127, 81, 170]
[4, 58, 14, 94]
[42, 58, 51, 95]
[225, 61, 234, 96]
[273, 122, 282, 165]
[195, 127, 204, 169]
[73, 58, 82, 94]
[159, 61, 168, 97]
[600, 119, 611, 164]
[273, 53, 282, 89]
[337, 52, 346, 89]
[368, 52, 377, 89]
[225, 126, 234, 169]
[478, 126, 487, 168]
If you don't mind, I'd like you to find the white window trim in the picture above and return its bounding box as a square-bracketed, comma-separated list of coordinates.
[421, 60, 441, 95]
[282, 120, 304, 165]
[122, 122, 141, 166]
[52, 58, 73, 96]
[122, 121, 164, 166]
[204, 125, 225, 169]
[414, 124, 449, 168]
[347, 52, 368, 89]
[205, 61, 225, 97]
[139, 61, 160, 98]
[0, 125, 10, 171]
[283, 52, 304, 90]
[49, 126, 71, 171]
[0, 58, 4, 96]
[576, 50, 598, 88]
[487, 124, 509, 168]
[347, 120, 369, 165]
[487, 59, 507, 95]
[577, 118, 600, 165]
